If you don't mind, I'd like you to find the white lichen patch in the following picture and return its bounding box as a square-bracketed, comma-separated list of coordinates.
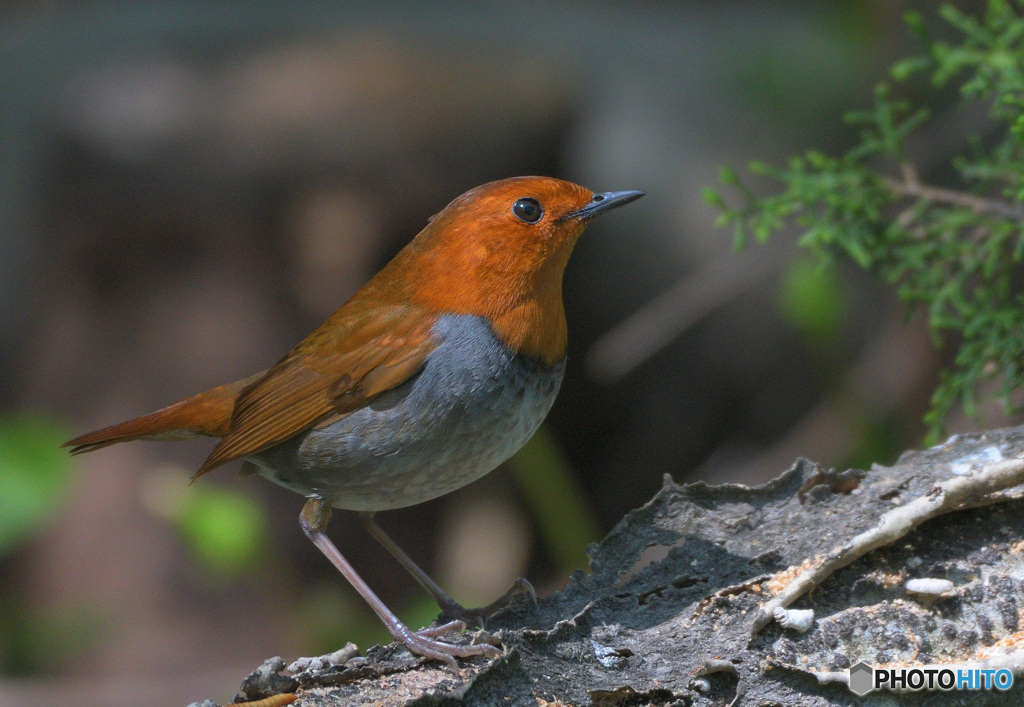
[773, 607, 815, 632]
[591, 640, 632, 668]
[904, 577, 955, 598]
[689, 677, 711, 693]
[950, 445, 1005, 476]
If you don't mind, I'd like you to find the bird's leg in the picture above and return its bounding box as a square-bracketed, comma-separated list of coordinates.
[300, 498, 500, 670]
[358, 511, 537, 628]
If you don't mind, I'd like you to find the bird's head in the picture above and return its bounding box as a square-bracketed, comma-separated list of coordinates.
[371, 176, 644, 364]
[419, 177, 643, 283]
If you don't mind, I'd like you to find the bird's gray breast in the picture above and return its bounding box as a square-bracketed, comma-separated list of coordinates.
[248, 314, 565, 511]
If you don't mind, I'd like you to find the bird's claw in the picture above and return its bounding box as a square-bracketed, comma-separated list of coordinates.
[514, 576, 539, 604]
[470, 629, 502, 648]
[438, 577, 537, 628]
[415, 619, 467, 638]
[402, 625, 502, 672]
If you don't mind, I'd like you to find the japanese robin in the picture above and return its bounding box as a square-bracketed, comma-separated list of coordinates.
[66, 176, 644, 667]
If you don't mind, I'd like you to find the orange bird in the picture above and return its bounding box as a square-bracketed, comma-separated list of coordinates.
[66, 176, 644, 667]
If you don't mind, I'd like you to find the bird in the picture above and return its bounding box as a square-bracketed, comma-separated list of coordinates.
[65, 176, 644, 668]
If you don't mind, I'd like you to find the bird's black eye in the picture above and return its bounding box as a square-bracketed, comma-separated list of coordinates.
[512, 197, 543, 223]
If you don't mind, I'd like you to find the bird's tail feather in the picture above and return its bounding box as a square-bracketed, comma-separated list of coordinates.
[64, 373, 264, 455]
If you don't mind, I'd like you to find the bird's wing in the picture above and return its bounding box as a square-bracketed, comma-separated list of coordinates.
[192, 301, 437, 479]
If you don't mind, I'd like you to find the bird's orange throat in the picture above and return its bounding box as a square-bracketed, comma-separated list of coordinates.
[404, 221, 580, 366]
[487, 291, 567, 367]
[485, 233, 576, 366]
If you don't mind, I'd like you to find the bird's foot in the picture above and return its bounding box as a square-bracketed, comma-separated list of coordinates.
[397, 621, 501, 672]
[438, 577, 538, 628]
[415, 619, 469, 638]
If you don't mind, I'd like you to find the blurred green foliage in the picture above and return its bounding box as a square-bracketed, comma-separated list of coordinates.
[174, 484, 268, 579]
[296, 581, 378, 654]
[0, 415, 72, 557]
[140, 467, 269, 581]
[0, 413, 96, 675]
[508, 425, 601, 574]
[294, 580, 442, 655]
[777, 258, 850, 347]
[0, 601, 104, 675]
[705, 0, 1024, 440]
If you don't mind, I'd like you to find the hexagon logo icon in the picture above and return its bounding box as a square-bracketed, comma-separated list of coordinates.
[848, 661, 874, 696]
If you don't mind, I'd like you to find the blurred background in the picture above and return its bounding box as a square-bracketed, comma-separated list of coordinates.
[0, 1, 1006, 705]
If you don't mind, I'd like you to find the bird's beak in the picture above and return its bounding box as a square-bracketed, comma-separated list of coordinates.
[560, 190, 645, 222]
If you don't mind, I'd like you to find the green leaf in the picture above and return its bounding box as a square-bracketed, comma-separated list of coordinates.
[892, 56, 931, 81]
[701, 187, 726, 209]
[718, 165, 741, 186]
